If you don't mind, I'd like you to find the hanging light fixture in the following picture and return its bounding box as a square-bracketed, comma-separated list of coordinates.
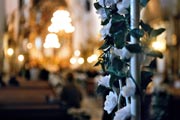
[48, 9, 75, 33]
[43, 33, 61, 48]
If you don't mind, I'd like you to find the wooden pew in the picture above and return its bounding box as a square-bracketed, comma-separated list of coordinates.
[0, 79, 70, 120]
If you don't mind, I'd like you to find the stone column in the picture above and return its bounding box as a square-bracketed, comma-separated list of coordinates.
[0, 0, 6, 73]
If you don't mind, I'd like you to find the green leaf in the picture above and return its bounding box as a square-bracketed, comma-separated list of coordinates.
[150, 28, 165, 38]
[148, 59, 157, 69]
[107, 57, 127, 78]
[109, 74, 117, 88]
[113, 31, 126, 49]
[140, 0, 150, 7]
[141, 71, 153, 90]
[101, 19, 109, 25]
[99, 37, 113, 50]
[140, 20, 153, 34]
[101, 63, 106, 72]
[96, 85, 109, 94]
[99, 42, 110, 50]
[111, 14, 125, 23]
[146, 50, 163, 58]
[94, 60, 101, 67]
[112, 57, 124, 70]
[94, 2, 102, 10]
[110, 21, 127, 34]
[125, 44, 142, 53]
[130, 28, 144, 39]
[111, 4, 118, 12]
[107, 66, 127, 79]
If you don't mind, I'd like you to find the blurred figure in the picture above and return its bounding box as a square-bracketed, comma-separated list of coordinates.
[0, 73, 6, 87]
[39, 68, 49, 81]
[48, 72, 64, 95]
[60, 72, 83, 109]
[8, 75, 19, 87]
[30, 65, 40, 81]
[18, 64, 30, 80]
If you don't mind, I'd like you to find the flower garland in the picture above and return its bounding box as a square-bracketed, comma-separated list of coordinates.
[94, 0, 165, 120]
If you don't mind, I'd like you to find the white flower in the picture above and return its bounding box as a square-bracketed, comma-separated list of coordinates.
[121, 86, 136, 97]
[121, 0, 130, 8]
[98, 0, 118, 7]
[121, 77, 136, 97]
[104, 91, 118, 114]
[100, 19, 112, 39]
[117, 3, 128, 15]
[113, 104, 131, 120]
[96, 8, 108, 21]
[116, 0, 130, 15]
[112, 47, 132, 59]
[126, 77, 135, 87]
[98, 75, 110, 88]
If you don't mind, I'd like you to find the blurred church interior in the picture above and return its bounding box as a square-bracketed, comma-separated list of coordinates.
[0, 0, 179, 120]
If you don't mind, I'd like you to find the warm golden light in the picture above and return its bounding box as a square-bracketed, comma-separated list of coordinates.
[74, 50, 80, 57]
[151, 40, 166, 52]
[70, 56, 84, 65]
[53, 10, 70, 18]
[78, 57, 84, 64]
[18, 54, 24, 62]
[65, 26, 75, 33]
[27, 43, 32, 49]
[44, 33, 60, 48]
[48, 25, 60, 33]
[7, 48, 14, 56]
[87, 54, 98, 63]
[70, 57, 77, 65]
[48, 9, 75, 33]
[151, 23, 166, 52]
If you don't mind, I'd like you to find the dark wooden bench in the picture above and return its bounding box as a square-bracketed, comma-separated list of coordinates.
[0, 108, 69, 120]
[0, 84, 70, 120]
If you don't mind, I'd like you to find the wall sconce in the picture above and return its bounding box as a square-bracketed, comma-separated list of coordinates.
[7, 48, 14, 56]
[18, 54, 24, 62]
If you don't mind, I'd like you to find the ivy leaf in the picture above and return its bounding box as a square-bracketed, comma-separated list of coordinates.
[101, 19, 109, 25]
[150, 28, 165, 38]
[94, 2, 102, 10]
[111, 14, 125, 23]
[99, 37, 113, 50]
[146, 50, 163, 58]
[111, 4, 118, 12]
[148, 58, 157, 69]
[126, 33, 130, 42]
[113, 31, 126, 49]
[140, 0, 150, 7]
[140, 20, 153, 34]
[130, 28, 144, 39]
[101, 63, 106, 72]
[112, 57, 124, 70]
[125, 44, 142, 53]
[99, 42, 110, 50]
[96, 85, 109, 94]
[107, 57, 127, 78]
[110, 21, 127, 34]
[109, 74, 117, 88]
[94, 60, 101, 67]
[141, 71, 153, 90]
